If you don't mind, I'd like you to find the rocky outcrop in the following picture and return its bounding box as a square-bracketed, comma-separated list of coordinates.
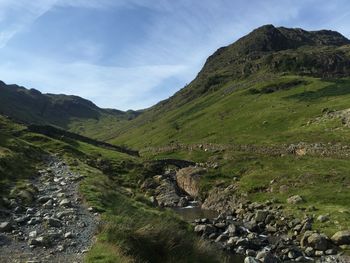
[176, 167, 206, 197]
[202, 185, 240, 212]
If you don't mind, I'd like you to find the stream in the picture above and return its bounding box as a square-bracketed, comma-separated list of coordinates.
[172, 202, 245, 263]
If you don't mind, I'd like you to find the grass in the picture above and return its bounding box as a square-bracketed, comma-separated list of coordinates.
[108, 75, 350, 147]
[0, 115, 225, 263]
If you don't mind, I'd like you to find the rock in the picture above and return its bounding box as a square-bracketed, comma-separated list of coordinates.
[317, 215, 329, 223]
[325, 248, 337, 255]
[215, 234, 229, 243]
[227, 237, 236, 246]
[17, 190, 35, 204]
[64, 232, 73, 239]
[287, 195, 304, 204]
[301, 231, 313, 247]
[26, 208, 35, 215]
[0, 222, 13, 232]
[37, 196, 51, 203]
[28, 236, 45, 246]
[27, 217, 41, 225]
[331, 230, 350, 245]
[57, 245, 64, 252]
[178, 197, 188, 207]
[59, 199, 71, 207]
[155, 180, 181, 207]
[303, 247, 314, 258]
[57, 193, 65, 198]
[301, 221, 312, 232]
[47, 217, 62, 228]
[307, 233, 331, 251]
[227, 224, 237, 235]
[176, 167, 206, 197]
[266, 225, 277, 233]
[244, 256, 259, 263]
[255, 210, 269, 222]
[29, 230, 37, 238]
[56, 209, 74, 219]
[246, 249, 256, 257]
[43, 199, 53, 208]
[257, 251, 280, 263]
[14, 215, 30, 224]
[314, 250, 324, 257]
[194, 224, 216, 235]
[214, 222, 226, 229]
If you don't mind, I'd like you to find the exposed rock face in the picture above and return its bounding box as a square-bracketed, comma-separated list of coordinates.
[176, 167, 206, 197]
[201, 185, 240, 212]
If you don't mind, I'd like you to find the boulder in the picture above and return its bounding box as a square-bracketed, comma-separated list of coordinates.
[307, 233, 331, 251]
[255, 210, 269, 222]
[331, 230, 350, 245]
[317, 215, 329, 223]
[287, 195, 304, 204]
[194, 224, 216, 235]
[176, 167, 206, 197]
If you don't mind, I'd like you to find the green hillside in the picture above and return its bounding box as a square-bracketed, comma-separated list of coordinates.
[0, 115, 224, 262]
[103, 25, 350, 236]
[107, 25, 350, 147]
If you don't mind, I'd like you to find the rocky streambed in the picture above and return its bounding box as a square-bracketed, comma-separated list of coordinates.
[142, 166, 350, 263]
[0, 157, 99, 263]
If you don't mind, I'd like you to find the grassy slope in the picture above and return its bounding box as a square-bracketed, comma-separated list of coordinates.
[107, 74, 350, 236]
[0, 115, 224, 263]
[110, 74, 350, 147]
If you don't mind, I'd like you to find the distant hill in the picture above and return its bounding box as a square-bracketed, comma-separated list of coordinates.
[0, 81, 141, 140]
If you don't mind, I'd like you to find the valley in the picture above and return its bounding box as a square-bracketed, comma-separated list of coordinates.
[1, 25, 350, 262]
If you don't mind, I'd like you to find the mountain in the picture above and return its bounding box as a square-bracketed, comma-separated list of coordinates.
[106, 25, 350, 147]
[0, 81, 141, 139]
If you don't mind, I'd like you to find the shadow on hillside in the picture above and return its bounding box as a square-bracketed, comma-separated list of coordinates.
[285, 79, 350, 101]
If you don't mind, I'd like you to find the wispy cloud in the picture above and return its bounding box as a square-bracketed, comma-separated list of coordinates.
[0, 0, 349, 110]
[0, 48, 188, 109]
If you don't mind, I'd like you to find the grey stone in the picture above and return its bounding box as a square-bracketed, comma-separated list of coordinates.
[331, 230, 350, 245]
[0, 222, 13, 232]
[244, 256, 259, 263]
[59, 199, 71, 207]
[287, 195, 304, 204]
[47, 217, 62, 228]
[255, 210, 269, 222]
[317, 215, 329, 223]
[307, 233, 331, 251]
[29, 230, 37, 238]
[194, 224, 215, 235]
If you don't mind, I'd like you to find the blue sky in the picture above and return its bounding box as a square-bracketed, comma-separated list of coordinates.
[0, 0, 349, 110]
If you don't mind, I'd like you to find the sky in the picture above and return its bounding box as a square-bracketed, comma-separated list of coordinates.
[0, 0, 350, 110]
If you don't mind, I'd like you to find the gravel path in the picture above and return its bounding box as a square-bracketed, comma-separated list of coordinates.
[0, 157, 99, 263]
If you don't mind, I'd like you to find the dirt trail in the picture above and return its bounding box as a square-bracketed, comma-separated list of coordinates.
[0, 157, 98, 263]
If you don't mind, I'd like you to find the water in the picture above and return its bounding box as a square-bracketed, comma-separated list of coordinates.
[172, 205, 245, 263]
[172, 206, 218, 221]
